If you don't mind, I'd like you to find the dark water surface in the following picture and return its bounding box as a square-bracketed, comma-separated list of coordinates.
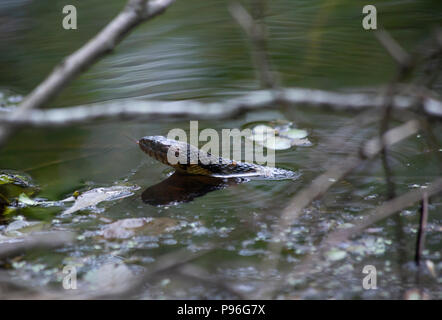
[0, 0, 441, 299]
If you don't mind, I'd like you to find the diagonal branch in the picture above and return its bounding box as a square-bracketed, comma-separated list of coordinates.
[270, 120, 420, 237]
[0, 0, 175, 146]
[229, 1, 278, 89]
[282, 177, 442, 293]
[258, 120, 421, 298]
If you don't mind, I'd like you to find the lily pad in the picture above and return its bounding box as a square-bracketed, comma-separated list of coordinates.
[281, 129, 308, 140]
[263, 136, 292, 150]
[245, 120, 311, 150]
[252, 124, 276, 134]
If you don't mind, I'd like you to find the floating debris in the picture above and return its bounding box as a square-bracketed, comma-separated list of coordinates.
[0, 89, 23, 110]
[84, 262, 138, 295]
[404, 289, 430, 300]
[325, 248, 347, 261]
[100, 217, 179, 239]
[61, 185, 140, 216]
[243, 120, 312, 150]
[0, 170, 38, 199]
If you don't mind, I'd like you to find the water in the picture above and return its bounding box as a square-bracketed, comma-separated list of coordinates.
[0, 0, 441, 299]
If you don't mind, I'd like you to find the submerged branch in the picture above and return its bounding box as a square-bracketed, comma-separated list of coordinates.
[284, 177, 442, 291]
[0, 88, 440, 127]
[327, 183, 440, 245]
[0, 232, 75, 260]
[258, 120, 421, 298]
[273, 119, 420, 236]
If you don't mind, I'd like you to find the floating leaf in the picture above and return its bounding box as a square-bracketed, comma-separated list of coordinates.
[18, 193, 38, 206]
[4, 219, 44, 236]
[251, 125, 276, 142]
[281, 129, 308, 140]
[245, 120, 311, 150]
[252, 124, 275, 134]
[61, 185, 140, 216]
[325, 248, 347, 261]
[101, 218, 148, 239]
[263, 136, 292, 150]
[0, 170, 38, 199]
[84, 263, 137, 293]
[0, 171, 34, 188]
[290, 138, 312, 147]
[0, 175, 14, 185]
[101, 217, 178, 239]
[2, 206, 17, 216]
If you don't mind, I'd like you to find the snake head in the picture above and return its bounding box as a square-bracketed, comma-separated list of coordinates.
[138, 136, 190, 168]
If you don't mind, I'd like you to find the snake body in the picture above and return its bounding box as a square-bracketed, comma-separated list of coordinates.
[138, 136, 296, 179]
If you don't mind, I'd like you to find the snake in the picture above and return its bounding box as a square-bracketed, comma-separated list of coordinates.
[138, 135, 297, 179]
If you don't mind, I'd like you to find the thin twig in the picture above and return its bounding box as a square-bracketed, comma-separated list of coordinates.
[229, 1, 278, 89]
[374, 29, 412, 67]
[374, 31, 422, 289]
[271, 178, 442, 299]
[415, 192, 429, 266]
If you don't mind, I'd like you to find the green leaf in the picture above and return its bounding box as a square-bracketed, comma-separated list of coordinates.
[281, 129, 308, 139]
[18, 193, 38, 206]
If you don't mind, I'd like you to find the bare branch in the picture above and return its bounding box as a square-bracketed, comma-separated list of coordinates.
[375, 29, 412, 67]
[0, 88, 440, 127]
[284, 178, 442, 291]
[0, 0, 175, 146]
[0, 232, 75, 260]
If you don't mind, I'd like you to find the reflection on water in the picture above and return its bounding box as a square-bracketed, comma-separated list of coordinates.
[141, 172, 243, 206]
[0, 0, 441, 300]
[1, 0, 441, 105]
